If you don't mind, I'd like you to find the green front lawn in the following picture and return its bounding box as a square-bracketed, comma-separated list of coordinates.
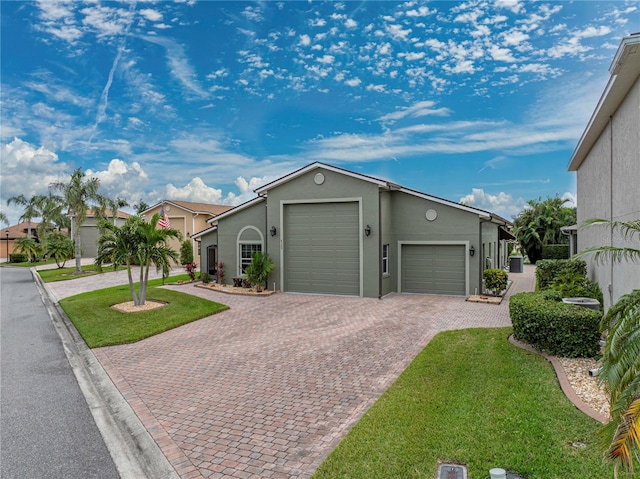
[60, 279, 227, 347]
[38, 264, 119, 282]
[313, 328, 610, 479]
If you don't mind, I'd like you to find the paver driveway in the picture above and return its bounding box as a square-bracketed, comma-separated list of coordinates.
[91, 268, 535, 479]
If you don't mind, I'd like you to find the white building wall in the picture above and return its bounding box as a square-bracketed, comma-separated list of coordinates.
[577, 76, 640, 310]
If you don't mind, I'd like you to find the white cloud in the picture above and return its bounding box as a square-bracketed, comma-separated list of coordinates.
[140, 9, 163, 22]
[345, 19, 357, 29]
[86, 158, 149, 203]
[299, 34, 311, 46]
[494, 0, 522, 14]
[164, 177, 226, 204]
[345, 77, 362, 87]
[0, 138, 68, 223]
[460, 188, 525, 218]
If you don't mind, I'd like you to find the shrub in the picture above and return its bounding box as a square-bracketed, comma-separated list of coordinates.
[180, 240, 194, 265]
[244, 252, 274, 291]
[184, 262, 197, 281]
[549, 269, 603, 307]
[9, 253, 27, 263]
[541, 244, 570, 260]
[199, 272, 211, 283]
[217, 261, 225, 284]
[510, 291, 601, 357]
[535, 259, 586, 290]
[483, 269, 508, 295]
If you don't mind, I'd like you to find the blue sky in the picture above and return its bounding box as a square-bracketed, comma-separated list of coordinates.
[1, 0, 638, 225]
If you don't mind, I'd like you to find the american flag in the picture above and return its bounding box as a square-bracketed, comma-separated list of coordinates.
[158, 207, 170, 229]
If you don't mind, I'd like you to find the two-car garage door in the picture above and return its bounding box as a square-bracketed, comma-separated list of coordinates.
[284, 202, 360, 295]
[401, 244, 466, 296]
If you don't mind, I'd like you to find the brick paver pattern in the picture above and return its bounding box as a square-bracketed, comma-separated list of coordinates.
[91, 267, 535, 479]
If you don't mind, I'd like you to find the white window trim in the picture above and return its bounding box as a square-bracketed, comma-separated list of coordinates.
[382, 243, 390, 276]
[236, 226, 264, 276]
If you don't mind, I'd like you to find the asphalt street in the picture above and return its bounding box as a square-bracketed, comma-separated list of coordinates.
[0, 266, 119, 479]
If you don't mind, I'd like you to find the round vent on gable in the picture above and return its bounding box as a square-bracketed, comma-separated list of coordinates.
[425, 209, 437, 221]
[314, 173, 325, 185]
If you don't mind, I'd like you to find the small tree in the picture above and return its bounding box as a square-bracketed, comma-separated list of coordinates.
[96, 214, 180, 306]
[13, 237, 40, 263]
[244, 252, 274, 292]
[42, 231, 74, 268]
[180, 240, 194, 265]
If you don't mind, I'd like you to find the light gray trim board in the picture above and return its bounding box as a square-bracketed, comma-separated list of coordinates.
[207, 197, 265, 224]
[280, 198, 363, 297]
[397, 241, 470, 296]
[256, 162, 387, 194]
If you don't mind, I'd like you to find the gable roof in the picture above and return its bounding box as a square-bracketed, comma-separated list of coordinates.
[255, 162, 512, 226]
[205, 196, 266, 224]
[86, 208, 131, 219]
[568, 34, 640, 171]
[144, 200, 233, 217]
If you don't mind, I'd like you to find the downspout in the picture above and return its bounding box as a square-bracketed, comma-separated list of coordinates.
[378, 189, 383, 299]
[478, 218, 493, 295]
[609, 116, 614, 306]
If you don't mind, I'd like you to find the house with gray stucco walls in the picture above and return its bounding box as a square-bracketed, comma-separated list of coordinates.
[194, 162, 514, 298]
[567, 34, 640, 310]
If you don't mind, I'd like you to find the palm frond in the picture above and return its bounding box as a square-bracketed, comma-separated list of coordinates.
[606, 395, 640, 472]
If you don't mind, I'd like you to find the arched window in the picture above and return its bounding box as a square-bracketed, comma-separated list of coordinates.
[237, 226, 264, 275]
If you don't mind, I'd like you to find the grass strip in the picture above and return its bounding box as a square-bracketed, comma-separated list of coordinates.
[37, 264, 119, 282]
[313, 327, 609, 479]
[60, 283, 227, 348]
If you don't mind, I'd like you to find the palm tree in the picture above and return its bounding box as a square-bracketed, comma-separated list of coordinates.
[13, 237, 40, 263]
[42, 231, 74, 268]
[95, 213, 180, 306]
[98, 196, 129, 226]
[513, 195, 576, 264]
[0, 211, 8, 226]
[136, 213, 181, 304]
[575, 218, 640, 475]
[6, 194, 44, 239]
[50, 168, 104, 274]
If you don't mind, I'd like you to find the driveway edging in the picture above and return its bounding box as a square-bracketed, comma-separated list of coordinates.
[32, 268, 180, 479]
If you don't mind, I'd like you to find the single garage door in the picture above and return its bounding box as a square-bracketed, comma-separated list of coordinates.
[284, 202, 360, 295]
[401, 244, 466, 295]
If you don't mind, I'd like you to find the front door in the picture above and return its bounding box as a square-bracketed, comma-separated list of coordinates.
[207, 245, 217, 276]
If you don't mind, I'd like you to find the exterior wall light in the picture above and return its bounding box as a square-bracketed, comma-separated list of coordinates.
[364, 225, 371, 237]
[270, 226, 277, 236]
[469, 245, 475, 257]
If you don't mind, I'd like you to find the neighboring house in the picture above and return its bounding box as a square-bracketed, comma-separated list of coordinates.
[143, 200, 233, 265]
[77, 209, 131, 258]
[2, 221, 41, 260]
[193, 162, 514, 297]
[567, 33, 640, 310]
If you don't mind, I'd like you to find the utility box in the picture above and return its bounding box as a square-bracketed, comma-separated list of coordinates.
[509, 255, 523, 273]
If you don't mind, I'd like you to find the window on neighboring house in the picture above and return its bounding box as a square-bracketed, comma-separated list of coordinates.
[382, 243, 390, 275]
[240, 243, 262, 273]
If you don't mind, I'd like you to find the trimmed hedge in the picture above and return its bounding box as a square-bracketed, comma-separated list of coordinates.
[535, 259, 587, 290]
[541, 244, 570, 260]
[484, 268, 508, 294]
[9, 253, 27, 263]
[510, 291, 601, 358]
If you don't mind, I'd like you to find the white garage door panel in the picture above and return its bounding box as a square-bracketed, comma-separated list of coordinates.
[284, 202, 360, 295]
[402, 244, 466, 295]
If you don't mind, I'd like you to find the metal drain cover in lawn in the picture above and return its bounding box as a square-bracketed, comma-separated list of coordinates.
[438, 463, 467, 479]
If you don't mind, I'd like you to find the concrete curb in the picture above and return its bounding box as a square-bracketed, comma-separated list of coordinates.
[508, 334, 608, 424]
[31, 268, 180, 479]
